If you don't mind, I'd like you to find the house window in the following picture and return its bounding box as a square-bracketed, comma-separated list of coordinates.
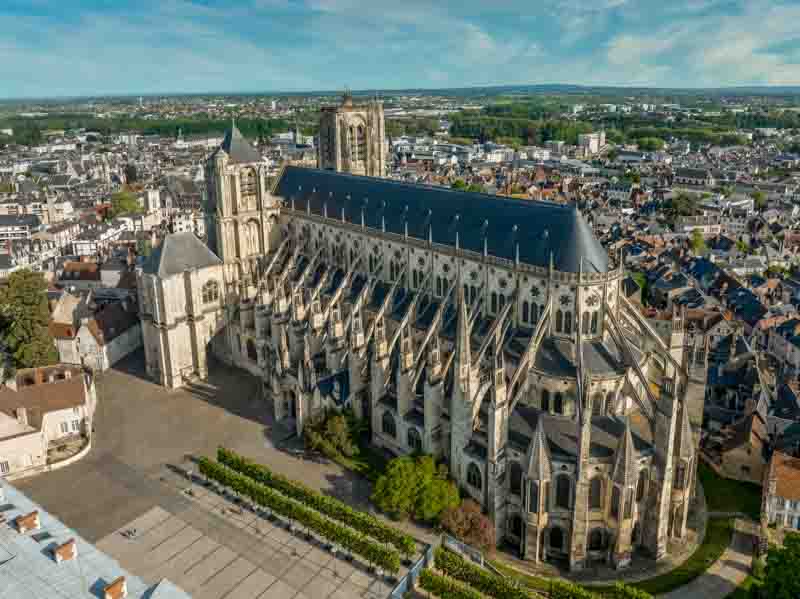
[582, 312, 590, 335]
[71, 419, 81, 432]
[591, 312, 599, 334]
[637, 469, 649, 502]
[554, 393, 564, 415]
[467, 463, 482, 490]
[555, 474, 571, 509]
[589, 477, 603, 509]
[522, 301, 529, 324]
[555, 310, 563, 332]
[202, 280, 220, 304]
[381, 411, 396, 438]
[491, 292, 498, 313]
[611, 486, 621, 519]
[588, 529, 605, 551]
[407, 427, 422, 452]
[564, 311, 573, 335]
[528, 481, 539, 513]
[60, 422, 69, 434]
[509, 462, 522, 496]
[541, 389, 550, 412]
[0, 461, 9, 474]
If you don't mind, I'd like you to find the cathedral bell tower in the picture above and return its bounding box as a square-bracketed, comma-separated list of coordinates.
[205, 121, 281, 298]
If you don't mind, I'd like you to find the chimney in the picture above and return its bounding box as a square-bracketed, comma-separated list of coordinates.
[15, 511, 40, 534]
[104, 576, 127, 599]
[15, 407, 27, 427]
[53, 539, 78, 563]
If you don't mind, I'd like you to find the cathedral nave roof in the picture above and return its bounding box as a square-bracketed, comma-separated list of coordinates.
[274, 166, 610, 274]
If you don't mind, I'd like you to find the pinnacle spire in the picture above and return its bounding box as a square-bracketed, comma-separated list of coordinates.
[455, 284, 471, 374]
[526, 415, 552, 482]
[613, 416, 638, 486]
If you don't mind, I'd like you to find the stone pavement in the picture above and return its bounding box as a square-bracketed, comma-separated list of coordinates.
[659, 520, 753, 599]
[11, 352, 423, 597]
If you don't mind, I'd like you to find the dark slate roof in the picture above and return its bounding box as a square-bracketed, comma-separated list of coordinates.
[142, 232, 222, 278]
[274, 166, 610, 273]
[509, 405, 653, 461]
[213, 124, 262, 164]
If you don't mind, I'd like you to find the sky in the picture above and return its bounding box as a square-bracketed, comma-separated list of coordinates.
[3, 0, 800, 98]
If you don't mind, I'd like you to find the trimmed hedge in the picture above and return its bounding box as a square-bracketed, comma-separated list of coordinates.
[608, 583, 653, 599]
[549, 580, 597, 599]
[419, 569, 485, 599]
[198, 457, 400, 574]
[217, 447, 416, 558]
[434, 547, 529, 599]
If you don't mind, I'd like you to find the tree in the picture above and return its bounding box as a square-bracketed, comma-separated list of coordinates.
[440, 499, 496, 555]
[664, 192, 698, 225]
[371, 455, 459, 523]
[752, 190, 767, 211]
[108, 190, 143, 218]
[638, 137, 665, 151]
[324, 413, 355, 457]
[764, 533, 800, 599]
[690, 229, 707, 254]
[123, 164, 138, 183]
[0, 270, 57, 371]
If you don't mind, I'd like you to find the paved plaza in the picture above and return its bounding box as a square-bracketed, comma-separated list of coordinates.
[13, 352, 412, 597]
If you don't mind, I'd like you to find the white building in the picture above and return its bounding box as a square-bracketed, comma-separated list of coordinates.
[0, 365, 96, 479]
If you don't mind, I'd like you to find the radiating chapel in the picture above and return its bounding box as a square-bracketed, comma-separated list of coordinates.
[137, 102, 700, 570]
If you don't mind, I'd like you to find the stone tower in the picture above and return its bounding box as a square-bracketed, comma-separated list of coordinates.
[318, 92, 387, 177]
[204, 123, 281, 298]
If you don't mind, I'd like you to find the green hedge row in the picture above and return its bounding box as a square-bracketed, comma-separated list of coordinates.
[217, 447, 416, 558]
[550, 580, 652, 599]
[549, 580, 597, 599]
[434, 547, 530, 599]
[198, 457, 400, 574]
[418, 569, 485, 599]
[608, 583, 654, 599]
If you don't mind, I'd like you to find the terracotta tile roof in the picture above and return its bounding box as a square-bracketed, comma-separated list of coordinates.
[773, 452, 800, 502]
[0, 366, 87, 428]
[48, 321, 75, 339]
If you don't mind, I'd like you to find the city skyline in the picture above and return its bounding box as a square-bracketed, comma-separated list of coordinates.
[3, 0, 800, 99]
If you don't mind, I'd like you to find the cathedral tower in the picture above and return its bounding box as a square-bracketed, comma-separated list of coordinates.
[318, 92, 387, 177]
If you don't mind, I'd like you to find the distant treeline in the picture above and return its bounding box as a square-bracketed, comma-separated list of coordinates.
[0, 115, 303, 146]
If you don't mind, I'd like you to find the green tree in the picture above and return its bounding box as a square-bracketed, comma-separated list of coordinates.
[764, 533, 800, 599]
[136, 238, 152, 257]
[371, 455, 459, 522]
[638, 137, 665, 151]
[108, 190, 143, 218]
[664, 192, 698, 225]
[752, 190, 767, 211]
[0, 270, 57, 371]
[451, 179, 468, 191]
[690, 229, 707, 254]
[324, 413, 355, 457]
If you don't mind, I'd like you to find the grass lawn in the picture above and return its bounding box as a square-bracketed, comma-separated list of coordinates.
[491, 518, 734, 598]
[699, 463, 762, 520]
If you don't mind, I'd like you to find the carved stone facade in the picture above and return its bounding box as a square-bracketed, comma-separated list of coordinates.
[139, 127, 701, 571]
[318, 93, 387, 178]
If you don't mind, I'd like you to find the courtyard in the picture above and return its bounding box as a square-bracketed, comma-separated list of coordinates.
[13, 351, 412, 598]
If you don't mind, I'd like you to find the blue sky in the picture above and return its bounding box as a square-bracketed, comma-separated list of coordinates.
[2, 0, 800, 98]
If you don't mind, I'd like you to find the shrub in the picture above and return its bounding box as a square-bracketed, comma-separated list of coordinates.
[371, 455, 459, 523]
[549, 580, 597, 599]
[609, 582, 653, 599]
[434, 547, 527, 599]
[418, 569, 485, 599]
[217, 447, 416, 558]
[198, 457, 400, 574]
[441, 500, 496, 555]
